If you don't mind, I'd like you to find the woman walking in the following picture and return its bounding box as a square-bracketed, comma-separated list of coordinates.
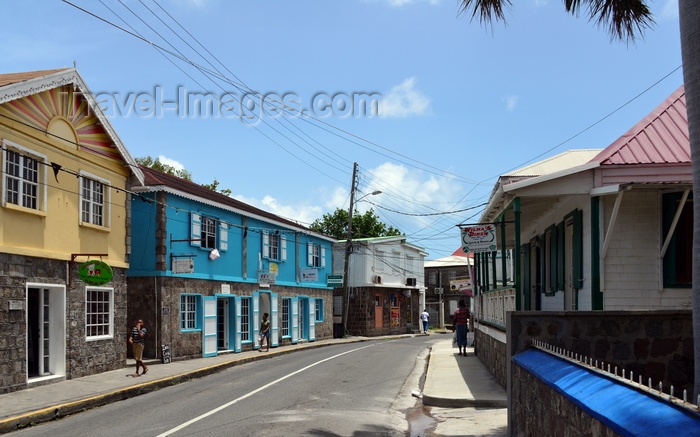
[452, 299, 470, 356]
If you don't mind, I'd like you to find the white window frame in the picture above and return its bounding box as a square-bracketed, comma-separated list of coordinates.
[263, 231, 287, 261]
[201, 216, 216, 249]
[180, 294, 200, 331]
[281, 297, 291, 337]
[315, 298, 323, 322]
[85, 287, 114, 340]
[79, 170, 110, 228]
[308, 243, 321, 267]
[241, 297, 251, 341]
[2, 139, 47, 211]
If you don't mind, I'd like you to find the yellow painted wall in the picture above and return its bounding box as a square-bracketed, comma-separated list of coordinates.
[0, 95, 132, 268]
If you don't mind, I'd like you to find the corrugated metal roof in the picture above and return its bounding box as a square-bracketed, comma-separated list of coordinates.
[424, 255, 473, 268]
[505, 149, 603, 177]
[0, 69, 70, 87]
[592, 85, 689, 165]
[138, 165, 324, 234]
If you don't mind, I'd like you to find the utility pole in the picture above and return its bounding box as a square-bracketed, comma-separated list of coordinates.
[341, 162, 358, 337]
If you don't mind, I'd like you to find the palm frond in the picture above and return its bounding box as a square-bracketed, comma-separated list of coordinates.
[565, 0, 655, 42]
[459, 0, 511, 24]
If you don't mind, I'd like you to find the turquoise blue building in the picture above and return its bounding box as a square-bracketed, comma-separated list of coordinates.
[127, 166, 335, 360]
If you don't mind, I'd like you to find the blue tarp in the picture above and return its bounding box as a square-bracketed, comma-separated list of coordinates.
[513, 349, 700, 436]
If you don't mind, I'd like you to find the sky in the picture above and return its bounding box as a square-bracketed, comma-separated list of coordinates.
[1, 0, 684, 260]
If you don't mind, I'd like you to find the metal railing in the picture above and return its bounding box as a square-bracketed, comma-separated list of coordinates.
[532, 340, 700, 411]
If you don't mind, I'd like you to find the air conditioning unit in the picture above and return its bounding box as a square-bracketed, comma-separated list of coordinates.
[374, 275, 382, 284]
[434, 287, 444, 294]
[406, 277, 417, 287]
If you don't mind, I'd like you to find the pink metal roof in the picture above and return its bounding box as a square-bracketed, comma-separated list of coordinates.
[591, 86, 689, 165]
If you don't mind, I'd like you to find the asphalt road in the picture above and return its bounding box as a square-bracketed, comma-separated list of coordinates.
[12, 337, 437, 437]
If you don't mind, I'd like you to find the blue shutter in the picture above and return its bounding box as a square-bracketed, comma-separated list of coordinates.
[270, 292, 279, 347]
[191, 213, 202, 247]
[219, 222, 228, 252]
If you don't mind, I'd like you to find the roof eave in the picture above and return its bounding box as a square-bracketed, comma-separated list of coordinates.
[0, 68, 145, 185]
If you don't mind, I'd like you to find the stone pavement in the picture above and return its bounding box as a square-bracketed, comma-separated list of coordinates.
[0, 334, 507, 435]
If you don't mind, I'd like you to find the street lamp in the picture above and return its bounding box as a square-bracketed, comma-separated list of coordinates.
[341, 165, 382, 337]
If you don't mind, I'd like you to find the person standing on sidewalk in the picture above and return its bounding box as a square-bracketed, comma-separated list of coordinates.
[129, 319, 148, 376]
[420, 309, 430, 334]
[259, 313, 270, 352]
[452, 299, 470, 356]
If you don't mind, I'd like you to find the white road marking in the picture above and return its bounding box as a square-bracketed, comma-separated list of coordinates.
[157, 344, 373, 436]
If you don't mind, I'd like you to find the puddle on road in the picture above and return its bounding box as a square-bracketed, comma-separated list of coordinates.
[406, 403, 436, 437]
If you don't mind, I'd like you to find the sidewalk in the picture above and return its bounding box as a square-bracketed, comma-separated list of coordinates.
[0, 334, 506, 434]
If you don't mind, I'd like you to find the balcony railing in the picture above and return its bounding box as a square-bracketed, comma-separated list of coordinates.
[474, 286, 515, 329]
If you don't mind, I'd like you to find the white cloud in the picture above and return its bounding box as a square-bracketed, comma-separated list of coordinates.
[380, 77, 431, 118]
[503, 95, 519, 112]
[233, 194, 323, 227]
[158, 155, 185, 170]
[362, 162, 463, 229]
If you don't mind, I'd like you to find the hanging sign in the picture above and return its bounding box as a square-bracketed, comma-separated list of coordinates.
[461, 225, 498, 253]
[78, 260, 113, 285]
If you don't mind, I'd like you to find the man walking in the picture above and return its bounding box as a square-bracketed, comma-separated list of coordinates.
[420, 309, 430, 334]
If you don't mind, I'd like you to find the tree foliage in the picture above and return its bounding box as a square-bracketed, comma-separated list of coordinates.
[310, 208, 401, 240]
[135, 156, 192, 181]
[136, 156, 232, 196]
[459, 0, 654, 43]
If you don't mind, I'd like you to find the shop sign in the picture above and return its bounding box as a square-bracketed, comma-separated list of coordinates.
[301, 268, 318, 282]
[78, 260, 113, 285]
[461, 225, 497, 253]
[327, 275, 343, 286]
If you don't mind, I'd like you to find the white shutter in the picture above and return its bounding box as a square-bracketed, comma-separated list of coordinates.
[270, 293, 279, 347]
[262, 231, 270, 259]
[234, 296, 242, 352]
[219, 222, 228, 251]
[308, 298, 316, 341]
[307, 243, 313, 266]
[191, 213, 202, 247]
[321, 247, 326, 268]
[291, 297, 299, 344]
[280, 236, 287, 261]
[253, 292, 260, 349]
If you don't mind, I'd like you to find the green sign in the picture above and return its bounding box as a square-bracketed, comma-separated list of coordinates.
[327, 274, 343, 287]
[78, 260, 114, 286]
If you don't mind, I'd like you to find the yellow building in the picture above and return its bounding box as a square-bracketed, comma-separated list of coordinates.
[0, 68, 143, 393]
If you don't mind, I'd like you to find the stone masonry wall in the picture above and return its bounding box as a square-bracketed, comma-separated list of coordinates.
[511, 362, 620, 437]
[508, 311, 694, 396]
[475, 327, 507, 389]
[508, 310, 693, 435]
[347, 287, 413, 336]
[0, 254, 127, 394]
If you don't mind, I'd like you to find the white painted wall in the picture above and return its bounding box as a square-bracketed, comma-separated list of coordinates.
[601, 190, 691, 309]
